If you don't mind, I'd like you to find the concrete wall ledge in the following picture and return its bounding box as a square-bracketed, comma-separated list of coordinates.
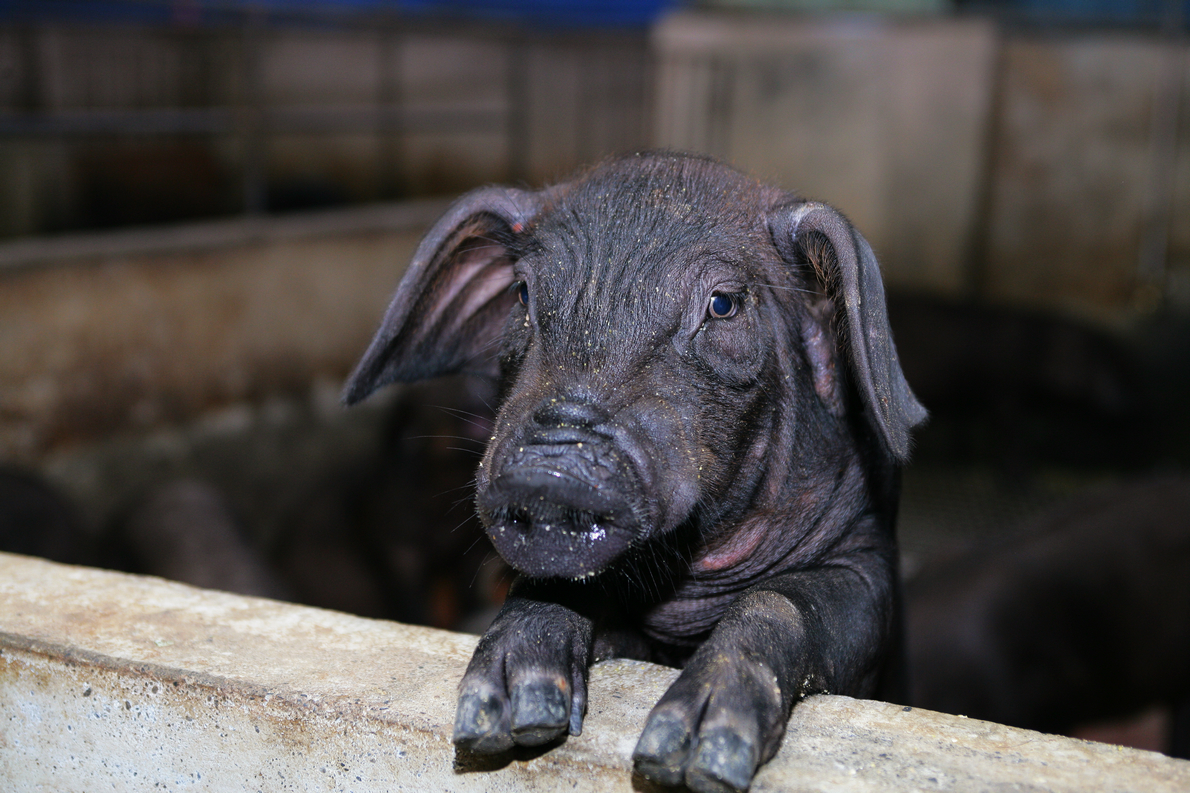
[0, 199, 451, 273]
[1, 552, 1187, 792]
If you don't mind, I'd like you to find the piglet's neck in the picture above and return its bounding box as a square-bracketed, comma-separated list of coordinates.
[691, 453, 869, 582]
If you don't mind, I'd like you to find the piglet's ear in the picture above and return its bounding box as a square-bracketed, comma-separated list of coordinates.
[342, 186, 548, 405]
[769, 201, 927, 462]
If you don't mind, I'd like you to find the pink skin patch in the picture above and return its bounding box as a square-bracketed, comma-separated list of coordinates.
[694, 517, 770, 572]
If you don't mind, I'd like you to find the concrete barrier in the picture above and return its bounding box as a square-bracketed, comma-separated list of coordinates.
[0, 200, 447, 460]
[1, 552, 1187, 791]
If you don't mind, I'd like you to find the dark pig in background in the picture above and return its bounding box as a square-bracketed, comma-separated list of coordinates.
[0, 465, 287, 596]
[907, 475, 1190, 759]
[0, 465, 94, 566]
[277, 374, 506, 630]
[343, 152, 926, 792]
[117, 479, 290, 600]
[886, 294, 1147, 474]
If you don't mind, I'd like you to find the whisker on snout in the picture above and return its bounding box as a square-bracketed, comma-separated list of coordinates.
[444, 446, 485, 458]
[436, 405, 495, 424]
[464, 338, 506, 375]
[469, 550, 515, 595]
[446, 512, 480, 537]
[596, 529, 692, 606]
[446, 482, 480, 509]
[406, 434, 486, 446]
[463, 538, 490, 566]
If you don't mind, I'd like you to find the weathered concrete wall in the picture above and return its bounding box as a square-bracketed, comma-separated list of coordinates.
[983, 33, 1190, 318]
[654, 12, 999, 296]
[1, 552, 1187, 791]
[6, 16, 1187, 322]
[0, 200, 445, 460]
[0, 23, 653, 234]
[654, 11, 1190, 323]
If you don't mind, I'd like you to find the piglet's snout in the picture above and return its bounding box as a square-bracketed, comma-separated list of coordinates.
[477, 397, 644, 580]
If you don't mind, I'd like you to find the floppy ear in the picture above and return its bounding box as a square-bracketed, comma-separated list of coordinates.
[342, 186, 549, 405]
[769, 201, 927, 462]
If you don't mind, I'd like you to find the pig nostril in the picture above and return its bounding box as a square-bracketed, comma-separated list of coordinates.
[507, 508, 533, 534]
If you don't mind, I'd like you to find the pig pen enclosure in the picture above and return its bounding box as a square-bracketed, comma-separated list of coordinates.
[3, 5, 1190, 790]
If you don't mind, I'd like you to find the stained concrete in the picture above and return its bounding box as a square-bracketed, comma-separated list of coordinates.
[1, 552, 1186, 791]
[0, 200, 445, 460]
[983, 33, 1190, 318]
[653, 12, 999, 296]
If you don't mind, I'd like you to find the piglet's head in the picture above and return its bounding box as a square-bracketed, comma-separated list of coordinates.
[344, 153, 925, 581]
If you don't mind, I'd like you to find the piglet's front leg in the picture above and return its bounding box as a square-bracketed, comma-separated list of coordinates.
[633, 562, 893, 793]
[454, 580, 594, 753]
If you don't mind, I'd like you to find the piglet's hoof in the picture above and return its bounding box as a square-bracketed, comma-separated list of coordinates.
[453, 676, 574, 753]
[509, 680, 571, 745]
[453, 684, 514, 754]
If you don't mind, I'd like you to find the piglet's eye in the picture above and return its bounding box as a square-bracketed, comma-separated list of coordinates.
[516, 282, 529, 306]
[708, 292, 737, 319]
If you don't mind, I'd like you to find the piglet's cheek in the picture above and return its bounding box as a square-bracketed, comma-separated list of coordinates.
[693, 518, 769, 572]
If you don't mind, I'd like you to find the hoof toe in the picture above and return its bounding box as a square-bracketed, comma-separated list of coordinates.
[453, 689, 513, 754]
[510, 679, 570, 746]
[686, 728, 756, 793]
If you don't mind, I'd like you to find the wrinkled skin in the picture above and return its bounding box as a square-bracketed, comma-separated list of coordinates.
[344, 152, 926, 792]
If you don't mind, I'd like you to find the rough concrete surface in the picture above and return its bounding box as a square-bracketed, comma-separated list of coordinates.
[983, 34, 1187, 318]
[1, 552, 1187, 792]
[653, 12, 998, 296]
[0, 201, 445, 459]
